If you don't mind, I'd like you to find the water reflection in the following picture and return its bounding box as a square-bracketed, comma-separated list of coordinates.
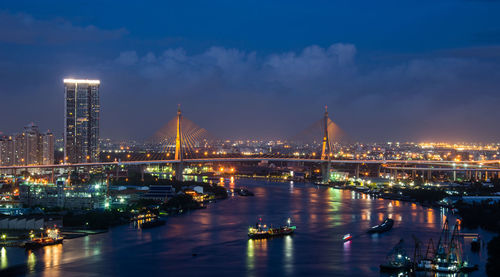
[246, 239, 254, 272]
[427, 208, 435, 224]
[283, 236, 294, 275]
[229, 176, 235, 190]
[246, 239, 268, 275]
[44, 244, 62, 269]
[1, 247, 7, 270]
[27, 251, 36, 273]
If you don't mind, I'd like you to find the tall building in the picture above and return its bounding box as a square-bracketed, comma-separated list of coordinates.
[63, 79, 100, 163]
[0, 125, 54, 166]
[24, 123, 42, 165]
[14, 132, 27, 165]
[42, 131, 55, 165]
[0, 136, 14, 166]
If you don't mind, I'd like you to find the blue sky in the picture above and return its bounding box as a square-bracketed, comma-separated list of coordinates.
[1, 0, 500, 141]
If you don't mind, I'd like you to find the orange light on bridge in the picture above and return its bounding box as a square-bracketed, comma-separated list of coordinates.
[219, 167, 224, 172]
[146, 153, 151, 158]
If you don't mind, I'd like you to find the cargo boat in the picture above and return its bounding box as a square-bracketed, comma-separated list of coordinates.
[24, 228, 63, 250]
[248, 218, 295, 239]
[368, 218, 394, 234]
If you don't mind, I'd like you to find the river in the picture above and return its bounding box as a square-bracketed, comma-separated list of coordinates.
[0, 179, 494, 276]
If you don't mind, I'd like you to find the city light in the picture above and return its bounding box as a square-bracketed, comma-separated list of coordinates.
[63, 79, 100, 84]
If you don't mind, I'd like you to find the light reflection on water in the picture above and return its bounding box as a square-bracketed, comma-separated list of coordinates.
[0, 179, 492, 276]
[1, 247, 7, 270]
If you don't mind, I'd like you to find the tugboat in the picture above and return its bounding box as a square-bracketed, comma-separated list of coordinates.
[141, 218, 166, 229]
[368, 218, 394, 234]
[379, 239, 413, 273]
[24, 228, 63, 250]
[248, 218, 295, 239]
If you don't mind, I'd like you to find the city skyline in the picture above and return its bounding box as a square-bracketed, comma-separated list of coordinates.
[1, 1, 500, 142]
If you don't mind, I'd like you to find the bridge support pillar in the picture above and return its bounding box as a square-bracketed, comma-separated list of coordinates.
[140, 165, 145, 182]
[377, 165, 381, 177]
[485, 171, 488, 181]
[453, 170, 456, 182]
[106, 173, 110, 197]
[355, 164, 360, 179]
[427, 170, 431, 182]
[475, 171, 478, 181]
[174, 162, 184, 182]
[321, 162, 331, 184]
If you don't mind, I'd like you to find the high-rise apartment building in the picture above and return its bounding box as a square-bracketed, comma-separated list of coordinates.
[14, 132, 27, 165]
[0, 136, 14, 166]
[42, 131, 55, 165]
[63, 79, 100, 163]
[0, 124, 54, 166]
[25, 123, 41, 165]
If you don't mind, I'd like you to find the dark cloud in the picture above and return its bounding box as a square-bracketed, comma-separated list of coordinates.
[0, 7, 499, 143]
[0, 10, 127, 45]
[84, 44, 500, 142]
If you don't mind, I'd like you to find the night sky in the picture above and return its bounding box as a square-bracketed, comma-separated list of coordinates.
[1, 0, 500, 142]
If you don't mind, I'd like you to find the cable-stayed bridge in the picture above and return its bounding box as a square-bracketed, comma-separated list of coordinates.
[1, 106, 500, 182]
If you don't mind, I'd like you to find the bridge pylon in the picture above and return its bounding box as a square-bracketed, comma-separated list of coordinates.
[321, 105, 331, 161]
[174, 105, 184, 181]
[320, 105, 332, 183]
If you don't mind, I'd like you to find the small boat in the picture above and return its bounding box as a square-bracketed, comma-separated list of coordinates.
[471, 236, 480, 251]
[343, 233, 352, 242]
[379, 239, 412, 273]
[368, 218, 394, 234]
[237, 188, 254, 196]
[460, 261, 479, 273]
[24, 228, 63, 249]
[141, 218, 166, 229]
[248, 218, 295, 239]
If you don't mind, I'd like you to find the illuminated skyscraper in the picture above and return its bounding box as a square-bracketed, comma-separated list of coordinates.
[64, 79, 100, 163]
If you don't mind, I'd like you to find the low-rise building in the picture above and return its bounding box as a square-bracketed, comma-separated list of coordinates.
[141, 185, 176, 201]
[19, 180, 106, 209]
